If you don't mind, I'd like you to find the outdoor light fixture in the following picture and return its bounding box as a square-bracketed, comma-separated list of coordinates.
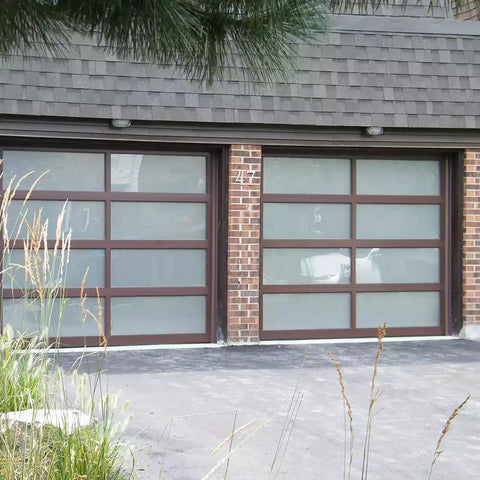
[111, 119, 132, 128]
[364, 126, 384, 136]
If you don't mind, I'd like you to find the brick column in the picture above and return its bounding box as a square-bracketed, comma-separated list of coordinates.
[462, 150, 480, 339]
[227, 145, 262, 343]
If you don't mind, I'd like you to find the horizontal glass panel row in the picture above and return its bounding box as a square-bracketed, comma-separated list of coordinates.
[111, 296, 206, 334]
[5, 201, 206, 240]
[4, 249, 105, 289]
[3, 249, 206, 288]
[264, 203, 351, 239]
[263, 248, 439, 284]
[111, 202, 206, 240]
[3, 151, 105, 192]
[264, 157, 351, 195]
[111, 154, 206, 193]
[3, 151, 207, 194]
[263, 203, 440, 240]
[263, 156, 440, 196]
[262, 292, 440, 330]
[264, 248, 351, 284]
[6, 200, 105, 240]
[3, 297, 105, 337]
[356, 159, 440, 196]
[111, 249, 206, 287]
[3, 296, 206, 337]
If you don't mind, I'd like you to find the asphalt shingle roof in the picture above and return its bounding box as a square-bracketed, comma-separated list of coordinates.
[0, 14, 479, 129]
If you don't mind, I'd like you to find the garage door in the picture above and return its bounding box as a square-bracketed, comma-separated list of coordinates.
[261, 153, 447, 339]
[1, 149, 214, 346]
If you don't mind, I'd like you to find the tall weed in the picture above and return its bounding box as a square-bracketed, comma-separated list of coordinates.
[0, 167, 134, 479]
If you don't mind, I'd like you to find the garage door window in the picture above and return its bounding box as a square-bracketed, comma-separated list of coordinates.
[1, 149, 212, 345]
[261, 154, 445, 338]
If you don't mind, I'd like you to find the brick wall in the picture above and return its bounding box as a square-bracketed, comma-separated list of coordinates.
[463, 150, 480, 329]
[227, 145, 262, 343]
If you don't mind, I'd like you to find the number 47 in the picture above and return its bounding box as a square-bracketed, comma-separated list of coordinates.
[235, 169, 257, 184]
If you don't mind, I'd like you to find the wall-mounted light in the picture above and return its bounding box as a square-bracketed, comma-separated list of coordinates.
[111, 119, 132, 128]
[364, 126, 384, 136]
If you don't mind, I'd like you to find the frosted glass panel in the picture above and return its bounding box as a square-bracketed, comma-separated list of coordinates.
[263, 248, 350, 284]
[3, 297, 104, 337]
[111, 202, 206, 240]
[111, 296, 206, 334]
[356, 248, 439, 284]
[357, 159, 440, 195]
[357, 204, 440, 239]
[111, 154, 206, 193]
[3, 151, 104, 191]
[111, 249, 205, 287]
[356, 292, 440, 328]
[263, 203, 350, 239]
[263, 293, 350, 330]
[264, 157, 350, 194]
[4, 249, 105, 289]
[5, 200, 105, 240]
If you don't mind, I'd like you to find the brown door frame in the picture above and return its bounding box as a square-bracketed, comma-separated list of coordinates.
[0, 140, 225, 346]
[259, 148, 454, 340]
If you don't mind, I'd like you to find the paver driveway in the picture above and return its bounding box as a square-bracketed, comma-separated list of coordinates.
[60, 339, 480, 480]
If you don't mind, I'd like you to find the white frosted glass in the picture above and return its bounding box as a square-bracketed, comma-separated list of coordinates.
[3, 297, 104, 337]
[111, 202, 206, 240]
[111, 296, 206, 334]
[357, 159, 440, 195]
[264, 157, 350, 194]
[5, 200, 105, 240]
[111, 249, 205, 287]
[357, 204, 440, 239]
[356, 292, 440, 328]
[263, 293, 350, 330]
[3, 151, 104, 191]
[356, 248, 440, 284]
[4, 249, 104, 289]
[263, 248, 350, 284]
[111, 154, 206, 193]
[263, 203, 350, 239]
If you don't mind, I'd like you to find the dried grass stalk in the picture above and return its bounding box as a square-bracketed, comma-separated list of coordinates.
[361, 323, 387, 480]
[329, 352, 354, 480]
[428, 394, 471, 480]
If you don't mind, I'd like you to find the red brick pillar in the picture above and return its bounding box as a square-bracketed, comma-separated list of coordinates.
[227, 145, 262, 343]
[462, 150, 480, 339]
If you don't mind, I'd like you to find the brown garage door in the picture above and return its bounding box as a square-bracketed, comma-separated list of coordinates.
[1, 148, 215, 346]
[260, 152, 448, 339]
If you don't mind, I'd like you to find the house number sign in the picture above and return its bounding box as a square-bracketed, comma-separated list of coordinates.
[235, 169, 257, 185]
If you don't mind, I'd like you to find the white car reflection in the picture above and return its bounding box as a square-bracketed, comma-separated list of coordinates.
[300, 249, 381, 284]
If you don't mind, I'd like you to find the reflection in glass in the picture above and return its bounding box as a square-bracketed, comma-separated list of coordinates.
[111, 296, 206, 334]
[263, 203, 350, 239]
[264, 157, 350, 194]
[357, 159, 440, 196]
[3, 297, 104, 337]
[263, 293, 350, 330]
[263, 248, 350, 284]
[111, 154, 206, 193]
[111, 202, 206, 240]
[357, 204, 440, 239]
[4, 249, 105, 289]
[356, 292, 440, 328]
[5, 201, 105, 240]
[356, 248, 439, 284]
[3, 151, 104, 191]
[111, 249, 206, 287]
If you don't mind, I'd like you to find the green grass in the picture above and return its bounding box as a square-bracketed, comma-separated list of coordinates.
[0, 326, 50, 413]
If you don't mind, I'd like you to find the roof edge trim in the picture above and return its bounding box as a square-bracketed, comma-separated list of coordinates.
[329, 14, 480, 36]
